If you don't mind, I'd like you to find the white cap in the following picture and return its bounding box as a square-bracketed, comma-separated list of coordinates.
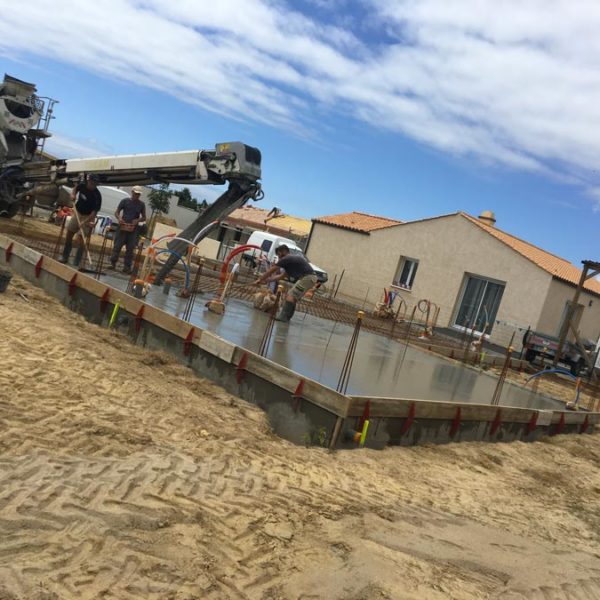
[131, 186, 143, 195]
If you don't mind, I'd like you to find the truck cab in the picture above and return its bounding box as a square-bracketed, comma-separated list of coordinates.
[243, 231, 328, 284]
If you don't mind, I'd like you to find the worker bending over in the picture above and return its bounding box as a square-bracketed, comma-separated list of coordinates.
[109, 186, 147, 274]
[254, 244, 317, 322]
[59, 174, 102, 267]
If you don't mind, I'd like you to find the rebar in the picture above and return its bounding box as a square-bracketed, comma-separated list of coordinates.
[182, 259, 205, 322]
[258, 284, 284, 357]
[51, 217, 66, 259]
[95, 232, 111, 280]
[336, 311, 364, 395]
[491, 332, 515, 406]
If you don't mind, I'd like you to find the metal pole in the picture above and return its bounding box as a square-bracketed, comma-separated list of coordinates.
[554, 264, 589, 367]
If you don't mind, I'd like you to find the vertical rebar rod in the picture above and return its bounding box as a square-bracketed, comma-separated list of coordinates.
[336, 311, 364, 395]
[95, 233, 109, 280]
[182, 259, 204, 322]
[126, 239, 144, 294]
[491, 332, 515, 406]
[258, 285, 284, 357]
[52, 218, 66, 260]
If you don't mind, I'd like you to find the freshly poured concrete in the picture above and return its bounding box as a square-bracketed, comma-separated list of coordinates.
[104, 274, 562, 410]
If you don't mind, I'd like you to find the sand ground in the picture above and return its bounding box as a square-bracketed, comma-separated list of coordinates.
[1, 274, 600, 600]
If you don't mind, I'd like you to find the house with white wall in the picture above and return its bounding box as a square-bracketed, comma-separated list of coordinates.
[305, 210, 600, 348]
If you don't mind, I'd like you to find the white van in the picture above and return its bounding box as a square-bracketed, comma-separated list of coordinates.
[243, 231, 328, 283]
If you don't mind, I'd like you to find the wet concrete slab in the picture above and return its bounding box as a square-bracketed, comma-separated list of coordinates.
[103, 274, 563, 410]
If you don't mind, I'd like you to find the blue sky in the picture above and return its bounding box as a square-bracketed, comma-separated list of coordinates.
[1, 0, 599, 265]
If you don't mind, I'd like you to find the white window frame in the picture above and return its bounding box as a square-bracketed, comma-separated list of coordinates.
[392, 256, 419, 290]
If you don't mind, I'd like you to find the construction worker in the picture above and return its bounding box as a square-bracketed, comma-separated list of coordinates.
[254, 244, 317, 322]
[59, 174, 102, 267]
[109, 186, 147, 274]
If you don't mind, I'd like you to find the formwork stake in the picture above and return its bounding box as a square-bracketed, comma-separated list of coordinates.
[553, 412, 566, 436]
[400, 402, 416, 436]
[292, 379, 305, 412]
[526, 411, 538, 435]
[580, 414, 590, 434]
[450, 406, 462, 437]
[5, 243, 13, 262]
[358, 399, 371, 431]
[135, 305, 145, 333]
[490, 408, 502, 436]
[236, 351, 249, 384]
[336, 311, 364, 395]
[68, 273, 77, 297]
[35, 256, 43, 278]
[100, 288, 110, 313]
[183, 327, 195, 356]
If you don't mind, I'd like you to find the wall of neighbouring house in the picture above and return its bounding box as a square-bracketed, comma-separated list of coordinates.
[307, 214, 555, 347]
[305, 222, 382, 305]
[537, 278, 600, 343]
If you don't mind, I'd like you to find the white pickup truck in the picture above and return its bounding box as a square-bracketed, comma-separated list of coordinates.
[243, 231, 328, 284]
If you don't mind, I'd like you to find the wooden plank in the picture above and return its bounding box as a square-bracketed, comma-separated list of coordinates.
[198, 331, 235, 363]
[242, 351, 350, 417]
[552, 410, 600, 425]
[349, 396, 546, 424]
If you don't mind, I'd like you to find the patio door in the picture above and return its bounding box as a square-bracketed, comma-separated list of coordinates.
[454, 275, 505, 334]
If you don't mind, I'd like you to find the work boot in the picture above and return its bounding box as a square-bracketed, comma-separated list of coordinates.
[275, 300, 296, 322]
[107, 261, 116, 270]
[122, 266, 132, 275]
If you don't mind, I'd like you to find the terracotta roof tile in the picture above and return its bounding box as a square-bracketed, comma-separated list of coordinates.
[462, 213, 600, 295]
[226, 206, 311, 237]
[313, 211, 403, 233]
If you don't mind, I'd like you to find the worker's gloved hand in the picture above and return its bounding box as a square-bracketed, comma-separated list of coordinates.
[253, 279, 262, 286]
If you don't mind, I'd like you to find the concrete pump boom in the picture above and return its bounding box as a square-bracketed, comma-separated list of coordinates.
[0, 74, 263, 283]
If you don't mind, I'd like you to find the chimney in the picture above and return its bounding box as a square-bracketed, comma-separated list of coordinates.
[478, 210, 496, 227]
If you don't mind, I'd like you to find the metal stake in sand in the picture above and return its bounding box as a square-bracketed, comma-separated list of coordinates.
[336, 310, 364, 395]
[258, 284, 284, 357]
[182, 259, 205, 322]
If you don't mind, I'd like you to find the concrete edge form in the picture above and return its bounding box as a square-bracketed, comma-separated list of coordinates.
[1, 234, 597, 449]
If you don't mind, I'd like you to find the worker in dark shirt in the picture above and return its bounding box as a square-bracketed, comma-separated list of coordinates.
[254, 244, 317, 322]
[109, 186, 147, 274]
[59, 174, 102, 267]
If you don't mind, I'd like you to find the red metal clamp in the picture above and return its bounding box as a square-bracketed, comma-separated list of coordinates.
[100, 289, 110, 313]
[358, 399, 370, 430]
[554, 412, 565, 436]
[68, 274, 77, 296]
[135, 306, 144, 333]
[580, 414, 590, 434]
[236, 351, 249, 384]
[526, 411, 538, 435]
[490, 408, 502, 436]
[35, 256, 43, 278]
[183, 327, 195, 356]
[292, 379, 305, 412]
[450, 406, 462, 437]
[5, 243, 14, 262]
[400, 402, 416, 436]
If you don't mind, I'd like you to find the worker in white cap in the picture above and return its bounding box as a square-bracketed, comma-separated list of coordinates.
[109, 185, 147, 274]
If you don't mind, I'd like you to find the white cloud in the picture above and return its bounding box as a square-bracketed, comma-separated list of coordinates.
[1, 0, 600, 200]
[45, 133, 113, 159]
